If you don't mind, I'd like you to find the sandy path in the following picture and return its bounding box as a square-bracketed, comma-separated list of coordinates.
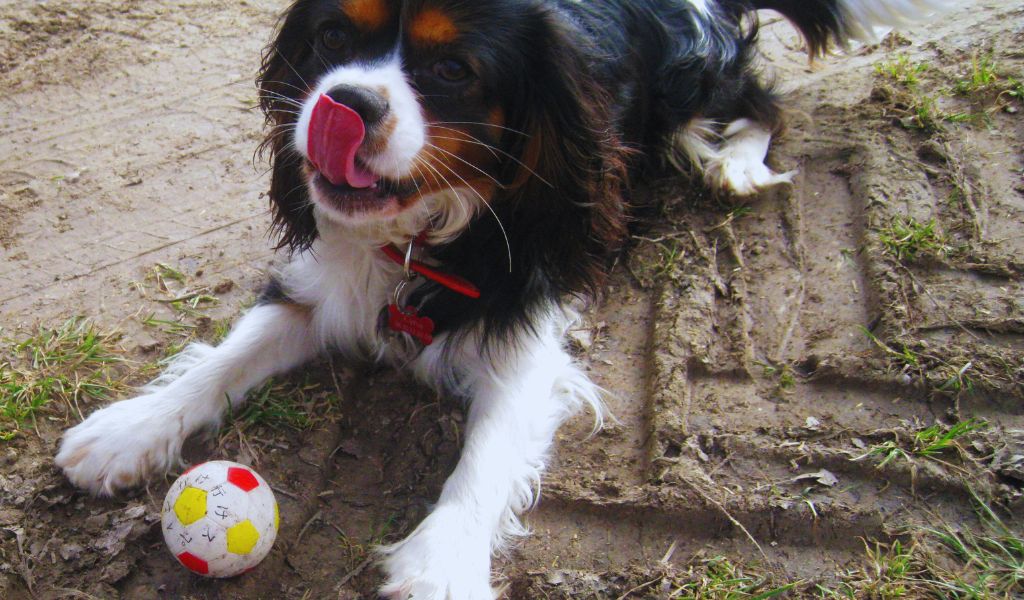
[2, 1, 1023, 598]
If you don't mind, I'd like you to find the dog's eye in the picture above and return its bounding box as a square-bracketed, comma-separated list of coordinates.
[432, 59, 471, 83]
[321, 27, 346, 51]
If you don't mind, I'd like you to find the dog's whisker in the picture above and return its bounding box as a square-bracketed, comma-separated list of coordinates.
[428, 121, 530, 137]
[428, 155, 512, 274]
[260, 77, 311, 97]
[423, 143, 503, 188]
[413, 156, 473, 231]
[305, 39, 332, 72]
[257, 92, 305, 109]
[427, 132, 552, 188]
[270, 48, 313, 93]
[427, 129, 501, 161]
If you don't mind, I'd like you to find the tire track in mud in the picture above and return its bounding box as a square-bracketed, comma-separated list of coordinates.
[532, 4, 1024, 585]
[3, 0, 1023, 597]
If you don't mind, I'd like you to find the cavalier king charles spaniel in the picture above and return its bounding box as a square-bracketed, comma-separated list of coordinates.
[58, 0, 947, 597]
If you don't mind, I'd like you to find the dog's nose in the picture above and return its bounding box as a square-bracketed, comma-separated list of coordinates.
[325, 84, 389, 127]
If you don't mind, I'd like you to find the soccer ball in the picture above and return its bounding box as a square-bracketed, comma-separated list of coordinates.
[161, 460, 279, 577]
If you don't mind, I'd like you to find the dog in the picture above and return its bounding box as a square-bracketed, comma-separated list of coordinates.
[57, 0, 947, 597]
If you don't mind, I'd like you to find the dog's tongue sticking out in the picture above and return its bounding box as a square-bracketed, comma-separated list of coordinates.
[307, 94, 379, 188]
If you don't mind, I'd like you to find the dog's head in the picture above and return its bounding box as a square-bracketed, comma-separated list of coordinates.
[258, 0, 629, 336]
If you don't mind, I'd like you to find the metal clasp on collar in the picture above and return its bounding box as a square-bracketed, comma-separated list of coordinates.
[392, 238, 418, 308]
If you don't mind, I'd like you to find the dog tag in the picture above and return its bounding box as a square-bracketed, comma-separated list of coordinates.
[387, 304, 434, 345]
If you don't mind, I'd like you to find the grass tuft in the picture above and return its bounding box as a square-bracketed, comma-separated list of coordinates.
[876, 55, 929, 88]
[1005, 77, 1024, 102]
[229, 374, 330, 432]
[670, 557, 798, 599]
[759, 362, 797, 393]
[820, 493, 1024, 598]
[1, 318, 122, 438]
[877, 217, 948, 262]
[922, 492, 1024, 597]
[857, 418, 986, 470]
[954, 52, 1001, 97]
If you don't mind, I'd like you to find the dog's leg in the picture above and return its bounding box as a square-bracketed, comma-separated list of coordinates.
[379, 314, 601, 600]
[56, 299, 319, 496]
[702, 118, 796, 196]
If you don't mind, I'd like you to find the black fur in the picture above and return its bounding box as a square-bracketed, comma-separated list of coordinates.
[257, 0, 865, 351]
[256, 275, 291, 306]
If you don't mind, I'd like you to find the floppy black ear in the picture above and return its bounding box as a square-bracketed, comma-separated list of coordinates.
[501, 5, 631, 297]
[256, 0, 318, 252]
[412, 5, 630, 348]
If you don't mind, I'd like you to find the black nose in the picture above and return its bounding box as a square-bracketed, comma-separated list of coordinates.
[325, 84, 389, 126]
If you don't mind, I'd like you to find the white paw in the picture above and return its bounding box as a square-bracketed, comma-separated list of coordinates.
[378, 507, 494, 600]
[56, 393, 188, 496]
[703, 117, 795, 196]
[708, 158, 796, 196]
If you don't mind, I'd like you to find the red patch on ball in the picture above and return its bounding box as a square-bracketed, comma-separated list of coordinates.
[177, 551, 210, 575]
[227, 467, 259, 492]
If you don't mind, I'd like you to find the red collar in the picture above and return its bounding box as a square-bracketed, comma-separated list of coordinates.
[380, 241, 480, 299]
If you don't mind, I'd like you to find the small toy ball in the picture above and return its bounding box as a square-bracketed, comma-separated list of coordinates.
[161, 460, 279, 577]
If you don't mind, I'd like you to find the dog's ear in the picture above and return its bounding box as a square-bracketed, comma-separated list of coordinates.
[499, 4, 626, 294]
[500, 5, 630, 296]
[256, 1, 318, 252]
[413, 7, 630, 348]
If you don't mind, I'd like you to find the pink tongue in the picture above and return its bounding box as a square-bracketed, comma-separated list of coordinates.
[307, 94, 379, 188]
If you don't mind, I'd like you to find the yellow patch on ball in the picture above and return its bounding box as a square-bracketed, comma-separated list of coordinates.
[226, 520, 260, 555]
[173, 487, 207, 526]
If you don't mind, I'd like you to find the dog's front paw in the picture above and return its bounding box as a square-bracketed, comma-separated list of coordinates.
[56, 393, 187, 496]
[707, 156, 796, 196]
[378, 507, 493, 600]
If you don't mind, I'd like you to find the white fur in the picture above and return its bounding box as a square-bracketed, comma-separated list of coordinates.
[670, 117, 722, 174]
[684, 0, 710, 16]
[57, 204, 602, 598]
[56, 302, 321, 495]
[293, 55, 425, 183]
[291, 58, 486, 243]
[58, 19, 609, 600]
[675, 118, 795, 196]
[382, 311, 601, 599]
[838, 0, 956, 42]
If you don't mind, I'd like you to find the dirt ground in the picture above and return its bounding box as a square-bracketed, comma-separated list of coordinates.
[2, 1, 1023, 598]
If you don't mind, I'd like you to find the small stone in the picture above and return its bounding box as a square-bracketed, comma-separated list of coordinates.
[213, 279, 235, 294]
[567, 327, 593, 352]
[793, 469, 839, 487]
[60, 542, 84, 561]
[135, 333, 161, 354]
[917, 139, 947, 163]
[0, 508, 23, 526]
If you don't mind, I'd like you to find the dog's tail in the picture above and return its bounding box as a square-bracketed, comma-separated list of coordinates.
[738, 0, 954, 56]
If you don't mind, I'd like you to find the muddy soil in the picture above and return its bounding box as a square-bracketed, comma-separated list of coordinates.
[2, 1, 1023, 598]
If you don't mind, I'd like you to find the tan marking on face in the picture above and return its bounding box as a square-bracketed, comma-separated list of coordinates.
[412, 118, 500, 202]
[342, 0, 392, 30]
[410, 8, 459, 46]
[362, 115, 397, 154]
